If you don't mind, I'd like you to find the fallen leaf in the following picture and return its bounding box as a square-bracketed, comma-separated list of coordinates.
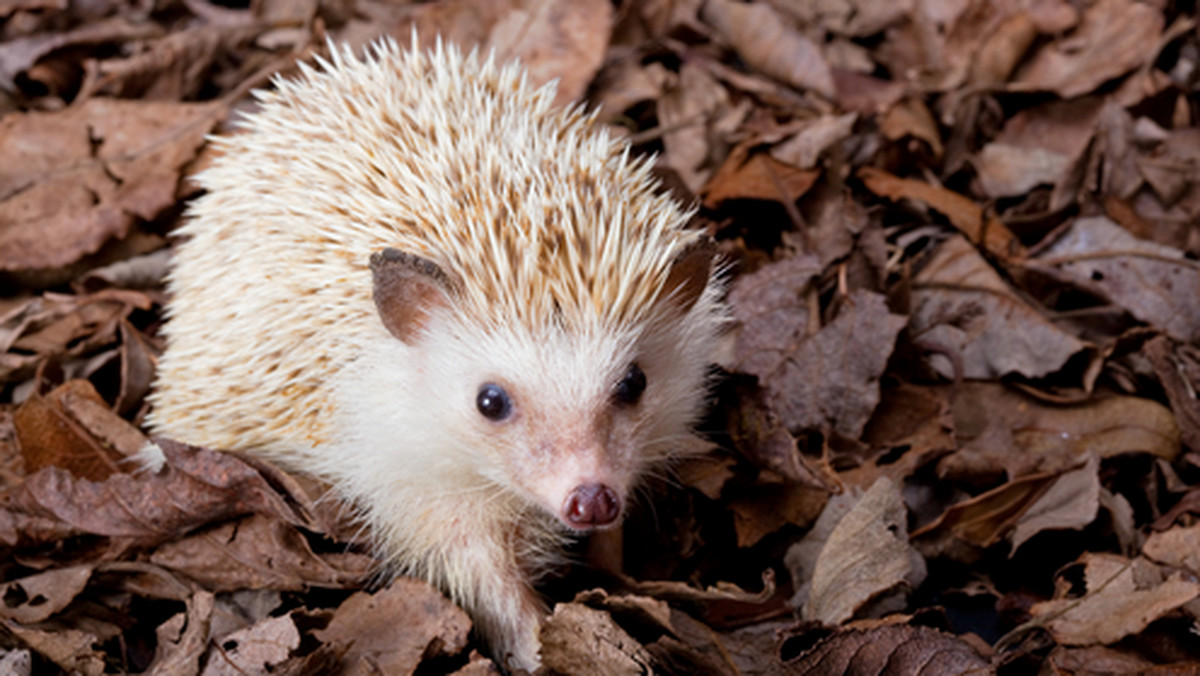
[0, 438, 319, 548]
[880, 98, 943, 159]
[913, 469, 1061, 549]
[798, 477, 926, 624]
[911, 235, 1095, 381]
[148, 591, 214, 676]
[1029, 215, 1200, 343]
[313, 577, 473, 675]
[1009, 455, 1099, 553]
[1030, 553, 1200, 645]
[729, 481, 828, 548]
[974, 98, 1103, 198]
[733, 279, 906, 438]
[541, 602, 653, 675]
[770, 113, 857, 170]
[658, 61, 731, 193]
[701, 0, 835, 98]
[0, 17, 161, 92]
[14, 380, 129, 480]
[1142, 523, 1200, 574]
[785, 622, 993, 675]
[0, 98, 220, 276]
[728, 382, 840, 492]
[201, 614, 299, 676]
[1041, 644, 1194, 676]
[1014, 0, 1164, 98]
[2, 620, 105, 676]
[1143, 336, 1200, 453]
[858, 167, 1023, 260]
[81, 23, 261, 101]
[0, 565, 93, 624]
[940, 382, 1180, 483]
[150, 514, 371, 592]
[486, 0, 613, 106]
[726, 252, 822, 377]
[701, 143, 820, 209]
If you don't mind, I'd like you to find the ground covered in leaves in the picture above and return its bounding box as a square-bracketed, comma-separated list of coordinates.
[1, 0, 1199, 674]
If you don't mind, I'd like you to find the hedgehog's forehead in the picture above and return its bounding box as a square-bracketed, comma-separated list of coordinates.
[442, 312, 639, 401]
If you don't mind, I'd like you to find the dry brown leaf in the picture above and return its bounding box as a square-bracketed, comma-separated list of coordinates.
[1014, 0, 1164, 98]
[0, 98, 220, 276]
[731, 273, 906, 438]
[725, 252, 822, 376]
[785, 623, 993, 675]
[1143, 336, 1200, 453]
[0, 16, 161, 91]
[2, 620, 105, 676]
[974, 98, 1103, 198]
[81, 23, 262, 101]
[149, 590, 214, 676]
[861, 382, 955, 463]
[13, 380, 129, 481]
[796, 478, 925, 624]
[880, 98, 943, 159]
[1008, 455, 1099, 553]
[150, 514, 371, 592]
[0, 438, 318, 548]
[832, 69, 906, 114]
[858, 167, 1023, 260]
[1030, 553, 1200, 645]
[201, 614, 300, 676]
[770, 113, 857, 170]
[729, 481, 828, 548]
[313, 576, 473, 675]
[591, 59, 669, 119]
[1138, 128, 1200, 206]
[913, 469, 1061, 550]
[1029, 215, 1200, 343]
[626, 570, 775, 606]
[728, 382, 840, 492]
[1041, 644, 1195, 676]
[701, 143, 820, 209]
[1142, 523, 1200, 574]
[0, 565, 93, 624]
[701, 0, 834, 98]
[775, 0, 908, 39]
[486, 0, 613, 106]
[540, 602, 652, 675]
[658, 61, 729, 193]
[941, 382, 1180, 482]
[1, 290, 151, 369]
[967, 11, 1038, 87]
[911, 235, 1095, 381]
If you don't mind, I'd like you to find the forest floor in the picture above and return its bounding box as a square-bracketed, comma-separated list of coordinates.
[1, 0, 1199, 674]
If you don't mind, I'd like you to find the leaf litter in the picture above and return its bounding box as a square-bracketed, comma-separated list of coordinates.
[2, 0, 1200, 673]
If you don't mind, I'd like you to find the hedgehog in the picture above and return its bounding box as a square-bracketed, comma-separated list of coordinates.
[147, 38, 724, 671]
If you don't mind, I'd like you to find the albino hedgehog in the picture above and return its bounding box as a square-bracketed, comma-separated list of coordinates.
[148, 38, 723, 671]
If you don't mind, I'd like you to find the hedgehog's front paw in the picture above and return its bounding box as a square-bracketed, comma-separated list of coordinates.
[477, 584, 545, 674]
[499, 617, 543, 674]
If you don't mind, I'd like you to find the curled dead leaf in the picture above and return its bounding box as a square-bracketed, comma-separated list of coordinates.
[1029, 553, 1199, 646]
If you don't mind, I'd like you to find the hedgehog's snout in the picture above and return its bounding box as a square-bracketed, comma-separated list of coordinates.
[562, 483, 621, 529]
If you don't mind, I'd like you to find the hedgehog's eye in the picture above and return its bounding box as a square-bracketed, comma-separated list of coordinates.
[613, 363, 646, 406]
[476, 383, 512, 421]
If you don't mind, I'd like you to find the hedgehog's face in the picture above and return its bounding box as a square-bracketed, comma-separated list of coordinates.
[367, 244, 716, 531]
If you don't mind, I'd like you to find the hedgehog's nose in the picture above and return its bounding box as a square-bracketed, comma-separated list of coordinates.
[563, 483, 620, 529]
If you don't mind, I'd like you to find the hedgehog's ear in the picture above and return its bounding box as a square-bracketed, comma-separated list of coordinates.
[370, 248, 457, 344]
[661, 237, 716, 315]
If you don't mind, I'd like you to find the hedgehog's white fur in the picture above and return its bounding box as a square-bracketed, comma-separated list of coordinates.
[148, 38, 724, 671]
